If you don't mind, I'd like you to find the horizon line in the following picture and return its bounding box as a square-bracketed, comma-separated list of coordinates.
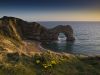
[0, 16, 100, 22]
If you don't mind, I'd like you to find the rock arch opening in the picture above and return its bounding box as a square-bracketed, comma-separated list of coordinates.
[58, 33, 67, 41]
[48, 25, 75, 42]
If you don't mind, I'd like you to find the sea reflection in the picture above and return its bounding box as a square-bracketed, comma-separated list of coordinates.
[41, 41, 74, 53]
[41, 33, 75, 53]
[40, 21, 100, 56]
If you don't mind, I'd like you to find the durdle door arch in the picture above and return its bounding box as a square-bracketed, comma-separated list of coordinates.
[49, 25, 75, 41]
[40, 25, 75, 42]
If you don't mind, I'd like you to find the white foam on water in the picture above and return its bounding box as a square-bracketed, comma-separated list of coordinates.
[57, 33, 67, 43]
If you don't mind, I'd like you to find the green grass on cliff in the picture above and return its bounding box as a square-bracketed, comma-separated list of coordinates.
[0, 17, 100, 75]
[0, 51, 100, 75]
[0, 32, 100, 75]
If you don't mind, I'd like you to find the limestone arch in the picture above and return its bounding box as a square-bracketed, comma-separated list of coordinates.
[50, 25, 75, 41]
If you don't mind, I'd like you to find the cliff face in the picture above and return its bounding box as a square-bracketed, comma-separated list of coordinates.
[0, 16, 48, 41]
[0, 16, 45, 54]
[0, 16, 21, 42]
[0, 16, 75, 43]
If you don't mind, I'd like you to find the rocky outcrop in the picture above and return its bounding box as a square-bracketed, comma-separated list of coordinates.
[48, 25, 75, 41]
[0, 16, 48, 41]
[0, 16, 75, 42]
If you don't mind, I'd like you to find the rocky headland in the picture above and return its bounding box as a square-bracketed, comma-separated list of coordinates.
[0, 16, 100, 75]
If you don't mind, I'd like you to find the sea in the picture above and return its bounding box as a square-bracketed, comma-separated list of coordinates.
[38, 21, 100, 56]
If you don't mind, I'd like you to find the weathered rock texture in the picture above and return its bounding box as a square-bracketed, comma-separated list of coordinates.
[0, 16, 75, 42]
[0, 16, 47, 41]
[48, 25, 75, 41]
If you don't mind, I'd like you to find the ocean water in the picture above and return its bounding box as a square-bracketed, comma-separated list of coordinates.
[38, 21, 100, 56]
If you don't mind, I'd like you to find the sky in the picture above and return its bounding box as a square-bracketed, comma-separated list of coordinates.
[0, 0, 100, 21]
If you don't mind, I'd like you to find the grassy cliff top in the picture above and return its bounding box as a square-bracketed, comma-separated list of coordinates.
[0, 16, 100, 75]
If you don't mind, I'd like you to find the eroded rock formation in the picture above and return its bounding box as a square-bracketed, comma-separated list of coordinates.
[0, 16, 48, 41]
[0, 16, 75, 42]
[48, 25, 75, 41]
